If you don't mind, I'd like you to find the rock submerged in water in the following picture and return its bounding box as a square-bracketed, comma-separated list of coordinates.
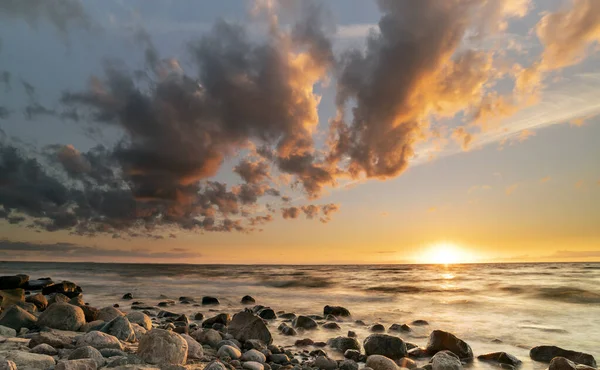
[530, 346, 596, 367]
[328, 336, 361, 352]
[389, 323, 411, 332]
[293, 315, 318, 330]
[549, 356, 597, 370]
[203, 296, 220, 305]
[241, 295, 256, 304]
[37, 302, 85, 331]
[431, 350, 462, 370]
[324, 305, 351, 317]
[228, 311, 273, 344]
[363, 334, 408, 361]
[0, 275, 29, 290]
[477, 352, 522, 367]
[426, 330, 473, 360]
[137, 328, 188, 365]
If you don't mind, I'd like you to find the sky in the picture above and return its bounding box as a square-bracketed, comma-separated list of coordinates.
[0, 0, 599, 264]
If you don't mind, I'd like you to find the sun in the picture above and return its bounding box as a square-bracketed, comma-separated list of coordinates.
[420, 243, 466, 265]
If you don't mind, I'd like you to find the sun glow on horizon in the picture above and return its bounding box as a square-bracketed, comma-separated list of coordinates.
[419, 243, 471, 265]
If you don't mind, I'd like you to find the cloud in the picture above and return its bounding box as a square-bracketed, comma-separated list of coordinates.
[505, 184, 519, 195]
[575, 180, 585, 189]
[540, 176, 551, 183]
[550, 250, 600, 259]
[0, 239, 202, 261]
[468, 185, 492, 194]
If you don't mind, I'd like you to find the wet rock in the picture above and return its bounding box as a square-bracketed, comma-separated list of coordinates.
[76, 331, 124, 350]
[0, 325, 17, 337]
[340, 360, 359, 370]
[344, 350, 363, 362]
[2, 350, 56, 369]
[293, 316, 318, 330]
[549, 356, 597, 370]
[0, 359, 17, 370]
[426, 330, 473, 360]
[0, 275, 29, 290]
[31, 343, 59, 356]
[203, 296, 220, 305]
[228, 311, 273, 344]
[279, 313, 296, 320]
[295, 338, 314, 346]
[411, 320, 428, 326]
[55, 358, 97, 370]
[42, 281, 82, 297]
[408, 347, 431, 359]
[194, 312, 204, 320]
[242, 349, 267, 363]
[69, 296, 85, 306]
[81, 320, 104, 332]
[315, 356, 338, 370]
[203, 313, 231, 328]
[364, 334, 407, 361]
[206, 360, 229, 370]
[370, 324, 386, 333]
[97, 306, 125, 322]
[366, 355, 398, 370]
[530, 346, 596, 367]
[324, 306, 351, 317]
[122, 293, 133, 300]
[242, 295, 256, 304]
[48, 293, 70, 305]
[398, 358, 417, 369]
[389, 324, 411, 333]
[194, 328, 223, 347]
[329, 337, 361, 352]
[477, 352, 522, 367]
[79, 305, 99, 323]
[68, 346, 105, 367]
[270, 354, 290, 364]
[259, 308, 277, 320]
[157, 309, 179, 318]
[0, 289, 24, 309]
[131, 322, 147, 339]
[38, 303, 85, 331]
[278, 323, 297, 336]
[126, 311, 152, 330]
[431, 351, 462, 370]
[137, 329, 188, 365]
[179, 334, 203, 359]
[26, 292, 48, 311]
[100, 316, 136, 342]
[29, 330, 74, 349]
[348, 331, 356, 338]
[24, 278, 53, 291]
[244, 361, 265, 370]
[218, 344, 242, 359]
[322, 322, 341, 330]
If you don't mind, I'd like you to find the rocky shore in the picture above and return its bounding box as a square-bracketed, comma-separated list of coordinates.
[0, 274, 597, 370]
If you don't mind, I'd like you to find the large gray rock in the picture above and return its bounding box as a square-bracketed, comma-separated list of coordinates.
[2, 350, 56, 369]
[366, 355, 398, 370]
[68, 345, 106, 367]
[38, 303, 85, 331]
[549, 356, 597, 370]
[426, 330, 473, 360]
[100, 316, 136, 342]
[31, 343, 59, 356]
[0, 325, 17, 337]
[241, 349, 267, 363]
[55, 359, 97, 370]
[293, 315, 318, 330]
[364, 334, 407, 361]
[315, 355, 338, 370]
[431, 351, 462, 370]
[194, 328, 222, 348]
[0, 305, 37, 331]
[0, 359, 17, 370]
[97, 306, 124, 322]
[48, 293, 70, 305]
[328, 336, 361, 352]
[28, 330, 76, 349]
[181, 334, 204, 359]
[130, 323, 147, 340]
[137, 329, 188, 365]
[228, 311, 273, 344]
[76, 331, 123, 350]
[477, 352, 522, 367]
[530, 346, 596, 367]
[126, 312, 152, 330]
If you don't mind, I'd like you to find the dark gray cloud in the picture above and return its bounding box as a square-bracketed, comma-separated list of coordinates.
[0, 239, 201, 260]
[0, 0, 92, 36]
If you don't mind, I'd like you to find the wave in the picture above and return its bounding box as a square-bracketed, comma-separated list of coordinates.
[365, 285, 471, 294]
[261, 277, 333, 289]
[534, 286, 600, 304]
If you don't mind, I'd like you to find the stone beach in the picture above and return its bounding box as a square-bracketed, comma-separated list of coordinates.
[0, 274, 597, 370]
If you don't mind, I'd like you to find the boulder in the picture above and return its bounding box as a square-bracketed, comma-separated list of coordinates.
[328, 337, 361, 352]
[206, 361, 229, 370]
[42, 281, 82, 297]
[70, 296, 85, 306]
[202, 296, 220, 305]
[203, 313, 231, 328]
[412, 320, 429, 326]
[228, 311, 273, 344]
[278, 323, 297, 336]
[99, 348, 127, 358]
[2, 350, 56, 369]
[477, 352, 521, 367]
[371, 324, 386, 333]
[270, 354, 290, 364]
[0, 289, 24, 308]
[194, 312, 204, 320]
[426, 330, 473, 360]
[131, 323, 147, 339]
[364, 334, 408, 361]
[194, 328, 222, 347]
[243, 361, 265, 370]
[315, 355, 338, 370]
[0, 275, 28, 290]
[81, 320, 105, 332]
[26, 293, 48, 311]
[293, 315, 318, 330]
[324, 305, 351, 317]
[242, 349, 267, 363]
[29, 330, 75, 349]
[31, 343, 59, 356]
[431, 351, 462, 370]
[530, 346, 596, 367]
[68, 346, 106, 367]
[549, 356, 597, 370]
[38, 302, 85, 331]
[79, 305, 100, 323]
[258, 308, 277, 320]
[100, 316, 136, 342]
[24, 278, 54, 291]
[344, 349, 363, 362]
[181, 333, 204, 359]
[366, 355, 398, 370]
[137, 329, 188, 365]
[55, 359, 97, 370]
[126, 311, 152, 330]
[0, 359, 17, 370]
[97, 306, 125, 322]
[340, 359, 359, 370]
[389, 324, 411, 333]
[0, 325, 17, 337]
[0, 304, 37, 330]
[217, 344, 242, 359]
[76, 331, 123, 350]
[241, 295, 256, 304]
[122, 293, 133, 300]
[48, 293, 70, 305]
[323, 322, 341, 330]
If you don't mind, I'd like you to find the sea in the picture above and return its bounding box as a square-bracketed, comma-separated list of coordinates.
[1, 261, 599, 369]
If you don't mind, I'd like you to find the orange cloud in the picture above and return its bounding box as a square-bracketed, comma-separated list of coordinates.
[540, 176, 551, 183]
[506, 184, 519, 195]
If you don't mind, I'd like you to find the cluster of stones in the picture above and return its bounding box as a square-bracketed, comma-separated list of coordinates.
[0, 274, 597, 370]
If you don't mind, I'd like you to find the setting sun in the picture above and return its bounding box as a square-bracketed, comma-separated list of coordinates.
[420, 243, 469, 264]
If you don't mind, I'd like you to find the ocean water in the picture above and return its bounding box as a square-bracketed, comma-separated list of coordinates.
[1, 262, 599, 369]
